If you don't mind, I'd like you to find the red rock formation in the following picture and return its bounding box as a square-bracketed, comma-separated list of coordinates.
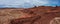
[0, 6, 60, 24]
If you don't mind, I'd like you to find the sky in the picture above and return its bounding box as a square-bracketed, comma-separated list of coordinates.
[0, 0, 60, 8]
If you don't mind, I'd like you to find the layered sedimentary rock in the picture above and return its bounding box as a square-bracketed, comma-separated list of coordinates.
[0, 6, 60, 24]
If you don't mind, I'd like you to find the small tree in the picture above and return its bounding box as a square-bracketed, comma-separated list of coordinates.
[56, 5, 57, 7]
[34, 6, 37, 8]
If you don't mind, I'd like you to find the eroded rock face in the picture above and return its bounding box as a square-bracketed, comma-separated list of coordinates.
[10, 15, 41, 24]
[0, 6, 60, 24]
[0, 9, 30, 24]
[50, 17, 60, 24]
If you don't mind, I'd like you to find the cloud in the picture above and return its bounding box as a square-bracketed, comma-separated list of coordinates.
[32, 0, 49, 6]
[0, 0, 59, 8]
[46, 0, 59, 6]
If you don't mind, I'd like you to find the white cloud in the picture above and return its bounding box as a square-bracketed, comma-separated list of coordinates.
[32, 0, 49, 6]
[0, 0, 58, 8]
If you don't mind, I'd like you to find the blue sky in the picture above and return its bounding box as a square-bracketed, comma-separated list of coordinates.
[0, 0, 60, 8]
